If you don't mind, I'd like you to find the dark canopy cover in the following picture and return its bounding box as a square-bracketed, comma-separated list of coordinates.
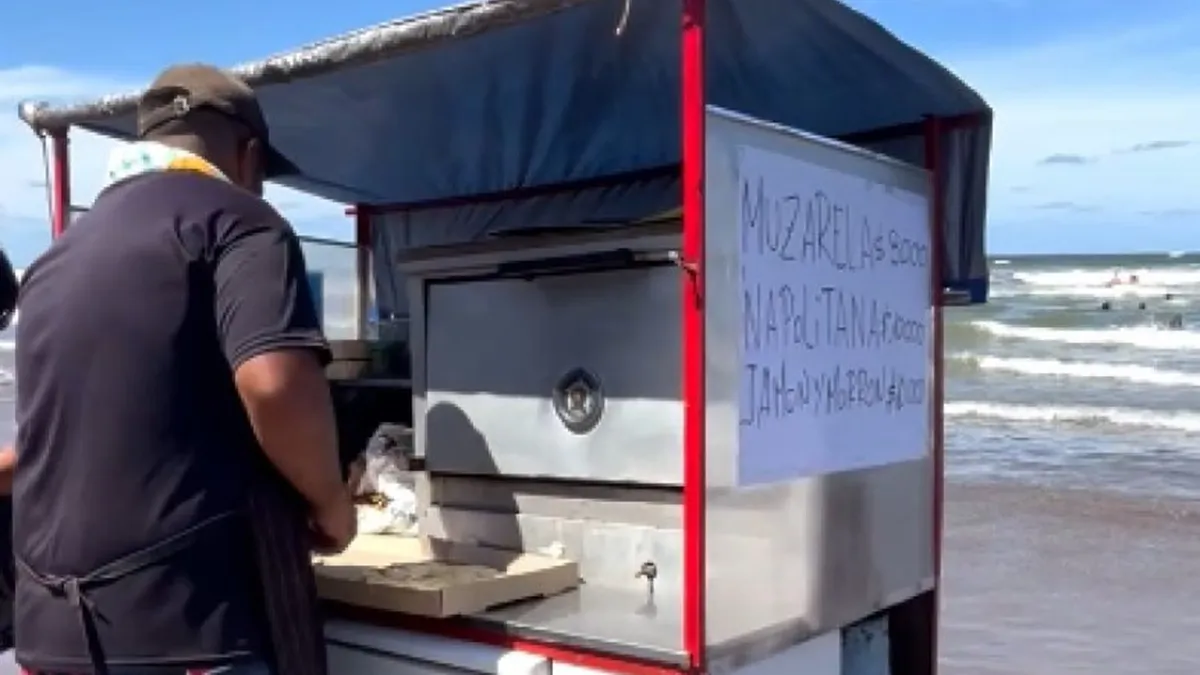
[19, 0, 992, 311]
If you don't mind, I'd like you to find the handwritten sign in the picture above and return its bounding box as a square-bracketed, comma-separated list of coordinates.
[736, 146, 931, 485]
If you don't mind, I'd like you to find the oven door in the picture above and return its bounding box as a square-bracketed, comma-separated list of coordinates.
[422, 262, 683, 485]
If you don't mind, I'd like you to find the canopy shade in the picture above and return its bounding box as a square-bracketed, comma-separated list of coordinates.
[19, 0, 993, 302]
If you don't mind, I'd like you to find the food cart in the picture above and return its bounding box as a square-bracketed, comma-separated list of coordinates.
[17, 0, 992, 673]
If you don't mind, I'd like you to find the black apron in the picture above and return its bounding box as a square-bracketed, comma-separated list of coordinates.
[13, 469, 329, 675]
[0, 496, 15, 653]
[242, 466, 328, 675]
[15, 512, 236, 675]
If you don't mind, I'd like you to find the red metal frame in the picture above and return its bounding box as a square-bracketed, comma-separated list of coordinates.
[922, 115, 947, 674]
[49, 129, 71, 240]
[680, 0, 708, 671]
[842, 112, 983, 147]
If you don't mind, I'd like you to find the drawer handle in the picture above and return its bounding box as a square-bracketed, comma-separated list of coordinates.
[495, 249, 641, 278]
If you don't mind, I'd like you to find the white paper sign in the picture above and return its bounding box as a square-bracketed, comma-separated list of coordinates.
[736, 145, 931, 485]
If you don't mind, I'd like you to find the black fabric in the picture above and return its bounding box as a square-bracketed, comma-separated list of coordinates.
[0, 247, 19, 331]
[16, 512, 238, 675]
[13, 170, 329, 673]
[0, 497, 14, 652]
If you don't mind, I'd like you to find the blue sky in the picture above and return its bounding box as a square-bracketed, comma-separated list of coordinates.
[0, 0, 1196, 262]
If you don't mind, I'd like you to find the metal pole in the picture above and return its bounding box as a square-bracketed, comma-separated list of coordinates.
[352, 206, 373, 339]
[49, 128, 72, 239]
[922, 114, 946, 675]
[680, 0, 708, 670]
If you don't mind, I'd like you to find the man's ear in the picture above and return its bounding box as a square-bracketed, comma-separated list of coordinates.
[239, 138, 265, 195]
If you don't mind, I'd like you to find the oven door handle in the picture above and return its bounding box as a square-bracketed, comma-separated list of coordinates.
[494, 249, 672, 279]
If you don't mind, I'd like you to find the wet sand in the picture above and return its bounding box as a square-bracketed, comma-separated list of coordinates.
[941, 482, 1200, 674]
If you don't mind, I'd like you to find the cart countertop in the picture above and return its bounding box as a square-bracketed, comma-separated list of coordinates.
[327, 584, 689, 667]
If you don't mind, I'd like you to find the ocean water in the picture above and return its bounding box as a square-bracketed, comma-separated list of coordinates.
[940, 252, 1200, 674]
[946, 253, 1200, 499]
[0, 251, 1197, 672]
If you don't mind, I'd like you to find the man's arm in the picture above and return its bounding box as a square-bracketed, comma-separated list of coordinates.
[213, 209, 353, 551]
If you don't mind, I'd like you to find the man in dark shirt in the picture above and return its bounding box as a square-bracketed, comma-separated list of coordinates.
[12, 64, 355, 675]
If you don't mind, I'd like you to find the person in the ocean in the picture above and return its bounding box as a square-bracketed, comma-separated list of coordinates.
[1168, 313, 1185, 330]
[1100, 301, 1112, 311]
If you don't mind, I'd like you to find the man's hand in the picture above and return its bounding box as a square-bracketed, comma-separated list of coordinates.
[310, 488, 356, 555]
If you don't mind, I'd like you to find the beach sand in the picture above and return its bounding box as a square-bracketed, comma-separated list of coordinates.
[941, 482, 1200, 674]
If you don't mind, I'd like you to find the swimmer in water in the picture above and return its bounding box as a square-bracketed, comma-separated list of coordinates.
[1168, 313, 1184, 330]
[1138, 302, 1147, 310]
[1100, 301, 1112, 311]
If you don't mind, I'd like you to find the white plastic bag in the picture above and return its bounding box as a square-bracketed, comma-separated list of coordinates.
[352, 424, 418, 535]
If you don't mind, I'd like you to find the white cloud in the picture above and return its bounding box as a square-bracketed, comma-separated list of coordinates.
[0, 65, 349, 262]
[936, 16, 1200, 247]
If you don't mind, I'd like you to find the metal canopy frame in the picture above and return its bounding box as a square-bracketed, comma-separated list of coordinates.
[17, 1, 984, 672]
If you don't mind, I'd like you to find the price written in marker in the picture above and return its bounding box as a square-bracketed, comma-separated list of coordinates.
[735, 146, 932, 485]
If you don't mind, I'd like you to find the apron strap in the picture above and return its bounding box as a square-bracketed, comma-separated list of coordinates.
[17, 511, 238, 675]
